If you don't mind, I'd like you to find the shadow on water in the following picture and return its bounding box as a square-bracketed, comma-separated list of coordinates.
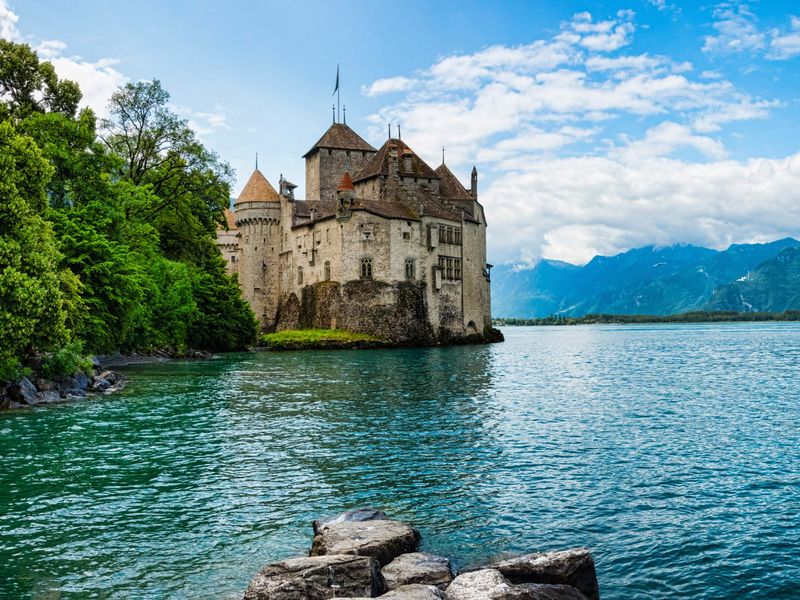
[1, 325, 799, 599]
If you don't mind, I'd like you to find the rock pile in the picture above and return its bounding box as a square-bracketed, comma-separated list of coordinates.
[0, 368, 125, 410]
[244, 509, 599, 600]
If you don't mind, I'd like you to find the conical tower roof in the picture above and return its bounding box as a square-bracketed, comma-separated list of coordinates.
[235, 168, 280, 204]
[338, 171, 355, 191]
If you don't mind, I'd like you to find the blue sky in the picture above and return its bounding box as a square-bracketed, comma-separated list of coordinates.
[4, 0, 800, 264]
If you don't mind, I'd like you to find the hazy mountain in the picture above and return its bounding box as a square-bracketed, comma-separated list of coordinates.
[705, 247, 800, 312]
[492, 238, 800, 318]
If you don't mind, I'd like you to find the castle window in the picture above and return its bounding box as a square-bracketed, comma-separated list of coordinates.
[454, 228, 462, 245]
[362, 231, 372, 241]
[403, 231, 411, 240]
[438, 225, 446, 243]
[361, 258, 373, 279]
[324, 261, 331, 281]
[405, 259, 416, 279]
[231, 256, 236, 263]
[326, 228, 330, 242]
[438, 256, 462, 281]
[297, 266, 303, 285]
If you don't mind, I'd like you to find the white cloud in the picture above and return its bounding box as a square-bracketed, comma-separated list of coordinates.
[174, 105, 229, 137]
[0, 0, 19, 41]
[703, 2, 765, 54]
[767, 15, 800, 59]
[568, 10, 636, 52]
[362, 76, 416, 97]
[362, 8, 791, 265]
[0, 1, 127, 118]
[614, 121, 727, 161]
[703, 3, 800, 61]
[487, 152, 800, 265]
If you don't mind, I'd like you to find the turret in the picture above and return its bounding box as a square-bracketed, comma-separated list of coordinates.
[336, 171, 355, 221]
[233, 168, 282, 330]
[471, 166, 478, 199]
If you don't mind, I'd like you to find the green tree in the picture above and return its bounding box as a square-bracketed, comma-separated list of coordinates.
[0, 40, 80, 120]
[0, 121, 70, 366]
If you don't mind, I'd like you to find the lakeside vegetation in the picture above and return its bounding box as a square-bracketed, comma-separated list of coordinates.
[260, 329, 386, 350]
[494, 310, 800, 326]
[0, 41, 257, 382]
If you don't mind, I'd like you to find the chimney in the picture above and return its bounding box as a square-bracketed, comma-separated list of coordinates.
[402, 150, 413, 174]
[470, 166, 478, 199]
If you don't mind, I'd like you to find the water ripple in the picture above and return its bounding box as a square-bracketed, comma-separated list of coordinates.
[0, 323, 798, 599]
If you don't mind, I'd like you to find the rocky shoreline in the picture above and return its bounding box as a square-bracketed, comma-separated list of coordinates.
[244, 509, 599, 600]
[0, 367, 126, 410]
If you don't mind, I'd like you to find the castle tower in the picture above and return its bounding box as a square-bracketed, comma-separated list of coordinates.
[233, 168, 282, 329]
[303, 123, 376, 201]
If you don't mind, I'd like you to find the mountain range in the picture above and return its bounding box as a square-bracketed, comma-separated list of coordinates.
[492, 238, 800, 318]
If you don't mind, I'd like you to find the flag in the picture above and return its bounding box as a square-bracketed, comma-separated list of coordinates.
[332, 64, 339, 96]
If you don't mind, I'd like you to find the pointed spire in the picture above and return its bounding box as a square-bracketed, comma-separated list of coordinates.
[338, 171, 355, 191]
[332, 104, 336, 124]
[388, 123, 392, 139]
[398, 124, 402, 140]
[255, 152, 258, 170]
[343, 105, 347, 124]
[442, 146, 445, 165]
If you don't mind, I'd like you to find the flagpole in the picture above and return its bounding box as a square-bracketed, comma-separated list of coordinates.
[337, 67, 341, 123]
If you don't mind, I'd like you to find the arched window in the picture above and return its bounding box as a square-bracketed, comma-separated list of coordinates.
[405, 258, 415, 279]
[297, 266, 303, 285]
[324, 261, 331, 281]
[360, 258, 373, 279]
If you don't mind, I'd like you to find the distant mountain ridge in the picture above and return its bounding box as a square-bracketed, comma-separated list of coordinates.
[492, 238, 800, 318]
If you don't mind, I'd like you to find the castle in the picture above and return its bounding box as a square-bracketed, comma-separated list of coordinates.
[216, 119, 494, 344]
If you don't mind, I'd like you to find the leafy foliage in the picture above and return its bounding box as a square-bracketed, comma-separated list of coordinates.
[0, 41, 257, 381]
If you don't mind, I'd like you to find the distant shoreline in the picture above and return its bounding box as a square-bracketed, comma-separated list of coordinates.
[494, 310, 800, 326]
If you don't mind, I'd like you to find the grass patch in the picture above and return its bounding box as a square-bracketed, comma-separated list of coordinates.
[260, 329, 386, 350]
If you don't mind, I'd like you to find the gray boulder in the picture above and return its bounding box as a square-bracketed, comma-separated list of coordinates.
[97, 370, 120, 385]
[243, 554, 385, 600]
[40, 390, 61, 404]
[58, 374, 88, 398]
[9, 378, 40, 405]
[310, 519, 420, 567]
[91, 377, 111, 392]
[382, 552, 452, 590]
[313, 508, 388, 535]
[446, 570, 587, 600]
[474, 549, 598, 600]
[380, 584, 446, 600]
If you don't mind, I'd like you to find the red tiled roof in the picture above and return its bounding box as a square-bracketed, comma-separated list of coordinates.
[235, 169, 280, 204]
[352, 138, 439, 183]
[302, 123, 376, 157]
[435, 163, 473, 201]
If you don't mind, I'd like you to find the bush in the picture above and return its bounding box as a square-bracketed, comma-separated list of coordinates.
[0, 357, 31, 384]
[39, 341, 93, 379]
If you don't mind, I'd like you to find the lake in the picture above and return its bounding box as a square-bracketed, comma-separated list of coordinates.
[1, 324, 798, 599]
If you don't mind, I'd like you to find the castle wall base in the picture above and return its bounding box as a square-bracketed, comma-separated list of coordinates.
[274, 280, 500, 346]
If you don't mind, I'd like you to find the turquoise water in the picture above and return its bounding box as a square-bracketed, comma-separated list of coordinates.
[1, 324, 799, 599]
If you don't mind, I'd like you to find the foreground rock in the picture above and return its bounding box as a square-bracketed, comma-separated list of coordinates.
[313, 508, 388, 535]
[382, 553, 452, 590]
[310, 519, 420, 567]
[447, 570, 587, 600]
[243, 510, 599, 600]
[466, 549, 598, 600]
[244, 554, 385, 600]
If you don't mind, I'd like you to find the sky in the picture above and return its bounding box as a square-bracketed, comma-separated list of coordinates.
[3, 0, 800, 265]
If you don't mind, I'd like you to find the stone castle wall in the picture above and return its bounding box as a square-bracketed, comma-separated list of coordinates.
[306, 148, 374, 201]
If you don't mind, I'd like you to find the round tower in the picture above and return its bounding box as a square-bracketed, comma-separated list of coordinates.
[233, 168, 282, 329]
